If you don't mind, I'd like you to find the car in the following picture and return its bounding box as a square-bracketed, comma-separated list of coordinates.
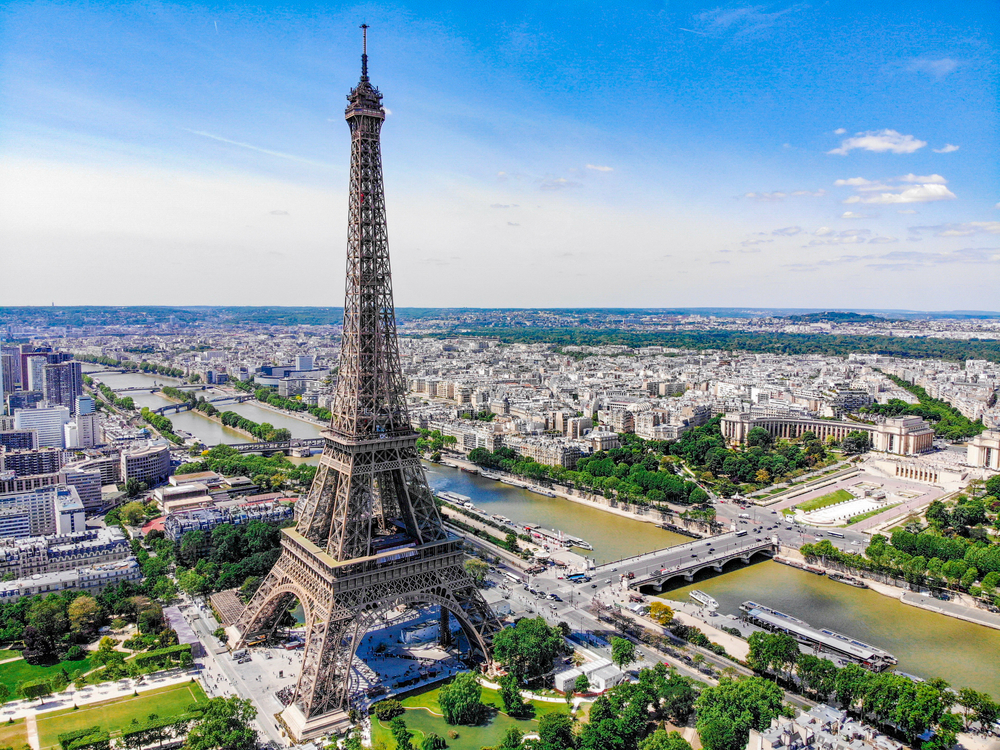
[550, 594, 562, 602]
[691, 553, 698, 558]
[604, 579, 612, 584]
[770, 510, 777, 514]
[591, 583, 597, 588]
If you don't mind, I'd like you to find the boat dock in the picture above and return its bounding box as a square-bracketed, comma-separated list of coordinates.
[740, 601, 896, 671]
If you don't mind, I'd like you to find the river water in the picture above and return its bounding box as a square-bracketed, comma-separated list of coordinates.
[88, 370, 324, 443]
[662, 561, 1000, 696]
[91, 371, 999, 695]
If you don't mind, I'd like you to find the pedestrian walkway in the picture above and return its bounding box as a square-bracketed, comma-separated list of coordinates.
[902, 592, 1000, 631]
[25, 713, 39, 750]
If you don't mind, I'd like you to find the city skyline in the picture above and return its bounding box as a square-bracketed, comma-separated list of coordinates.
[1, 1, 997, 310]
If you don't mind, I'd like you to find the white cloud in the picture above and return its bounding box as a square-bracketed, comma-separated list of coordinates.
[809, 236, 868, 246]
[898, 209, 917, 214]
[868, 236, 899, 244]
[834, 128, 847, 135]
[540, 177, 581, 190]
[745, 189, 823, 201]
[586, 164, 613, 172]
[828, 129, 927, 156]
[904, 57, 959, 78]
[933, 144, 960, 153]
[910, 222, 1000, 237]
[771, 226, 802, 236]
[897, 173, 947, 184]
[841, 212, 869, 219]
[383, 107, 393, 115]
[807, 229, 871, 246]
[695, 4, 806, 37]
[813, 227, 832, 236]
[844, 184, 956, 205]
[834, 177, 874, 187]
[741, 238, 774, 247]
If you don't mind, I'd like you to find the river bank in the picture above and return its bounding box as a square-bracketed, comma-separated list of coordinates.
[777, 546, 1000, 632]
[439, 454, 709, 542]
[226, 392, 328, 429]
[156, 391, 258, 443]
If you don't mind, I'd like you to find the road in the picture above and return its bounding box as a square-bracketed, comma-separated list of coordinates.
[181, 597, 289, 747]
[591, 531, 775, 586]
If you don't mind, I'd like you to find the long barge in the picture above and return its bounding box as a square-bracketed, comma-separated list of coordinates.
[740, 600, 896, 671]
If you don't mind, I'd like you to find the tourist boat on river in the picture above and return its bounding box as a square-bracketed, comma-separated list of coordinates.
[740, 601, 896, 671]
[480, 470, 502, 481]
[828, 572, 869, 589]
[522, 524, 592, 551]
[690, 590, 719, 610]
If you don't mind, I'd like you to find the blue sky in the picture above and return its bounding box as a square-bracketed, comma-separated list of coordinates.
[1, 1, 997, 310]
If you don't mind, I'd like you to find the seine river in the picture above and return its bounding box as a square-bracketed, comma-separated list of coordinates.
[88, 370, 324, 444]
[662, 561, 1000, 696]
[91, 368, 1000, 695]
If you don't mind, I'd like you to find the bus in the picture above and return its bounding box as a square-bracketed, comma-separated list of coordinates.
[566, 573, 588, 582]
[827, 531, 845, 539]
[501, 570, 522, 584]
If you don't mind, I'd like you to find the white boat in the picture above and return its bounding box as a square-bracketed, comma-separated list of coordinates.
[690, 590, 719, 610]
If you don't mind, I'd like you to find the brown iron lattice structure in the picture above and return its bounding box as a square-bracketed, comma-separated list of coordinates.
[231, 29, 500, 740]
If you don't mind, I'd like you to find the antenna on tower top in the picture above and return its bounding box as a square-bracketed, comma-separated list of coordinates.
[360, 23, 369, 80]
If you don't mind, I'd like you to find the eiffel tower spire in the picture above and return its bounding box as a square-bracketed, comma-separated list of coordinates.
[231, 31, 499, 741]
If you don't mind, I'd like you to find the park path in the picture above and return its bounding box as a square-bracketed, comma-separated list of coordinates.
[25, 713, 39, 750]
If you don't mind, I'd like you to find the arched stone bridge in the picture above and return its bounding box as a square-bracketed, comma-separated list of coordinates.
[593, 531, 778, 592]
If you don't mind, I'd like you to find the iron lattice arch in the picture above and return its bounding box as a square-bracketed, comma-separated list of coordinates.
[231, 33, 499, 732]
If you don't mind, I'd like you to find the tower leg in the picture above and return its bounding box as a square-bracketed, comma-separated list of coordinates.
[439, 607, 451, 647]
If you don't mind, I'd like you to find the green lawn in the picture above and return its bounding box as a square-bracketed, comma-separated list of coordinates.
[796, 489, 853, 512]
[35, 682, 208, 750]
[370, 683, 575, 750]
[845, 503, 902, 526]
[0, 657, 94, 695]
[0, 718, 28, 750]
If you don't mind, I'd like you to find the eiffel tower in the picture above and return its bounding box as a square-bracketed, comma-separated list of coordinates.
[232, 27, 500, 741]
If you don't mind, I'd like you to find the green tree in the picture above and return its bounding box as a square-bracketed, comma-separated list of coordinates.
[499, 671, 528, 718]
[795, 655, 838, 700]
[695, 677, 785, 750]
[747, 632, 799, 681]
[119, 501, 146, 525]
[463, 558, 489, 585]
[178, 570, 208, 596]
[745, 427, 773, 449]
[573, 673, 590, 695]
[388, 717, 413, 750]
[639, 730, 693, 750]
[68, 596, 100, 635]
[421, 734, 446, 750]
[537, 711, 575, 750]
[438, 672, 484, 726]
[610, 637, 636, 670]
[498, 727, 525, 750]
[493, 617, 565, 682]
[185, 697, 257, 750]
